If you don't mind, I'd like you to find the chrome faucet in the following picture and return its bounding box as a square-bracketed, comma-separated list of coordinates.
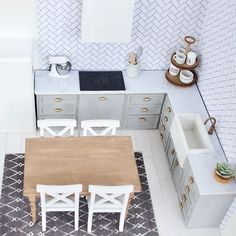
[204, 117, 216, 135]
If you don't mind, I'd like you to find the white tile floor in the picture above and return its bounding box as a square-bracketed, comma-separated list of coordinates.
[0, 130, 221, 236]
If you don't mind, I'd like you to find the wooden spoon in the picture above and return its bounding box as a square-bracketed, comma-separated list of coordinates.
[129, 52, 137, 65]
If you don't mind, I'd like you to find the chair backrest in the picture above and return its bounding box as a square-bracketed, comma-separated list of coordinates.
[37, 119, 77, 137]
[88, 185, 134, 212]
[81, 119, 120, 136]
[37, 184, 82, 211]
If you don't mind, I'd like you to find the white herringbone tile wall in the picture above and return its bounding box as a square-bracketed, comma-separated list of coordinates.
[198, 0, 236, 232]
[36, 0, 207, 70]
[198, 0, 236, 164]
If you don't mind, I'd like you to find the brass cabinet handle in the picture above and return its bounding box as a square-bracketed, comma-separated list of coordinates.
[164, 116, 168, 122]
[54, 97, 63, 102]
[179, 201, 183, 209]
[167, 106, 171, 113]
[162, 125, 166, 131]
[171, 149, 175, 155]
[160, 133, 163, 139]
[189, 176, 194, 184]
[98, 96, 107, 101]
[54, 108, 62, 112]
[139, 118, 146, 122]
[175, 159, 178, 166]
[141, 108, 149, 112]
[182, 194, 187, 202]
[143, 97, 151, 102]
[185, 185, 190, 193]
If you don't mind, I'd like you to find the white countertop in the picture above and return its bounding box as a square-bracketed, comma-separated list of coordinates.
[188, 154, 236, 194]
[34, 70, 226, 161]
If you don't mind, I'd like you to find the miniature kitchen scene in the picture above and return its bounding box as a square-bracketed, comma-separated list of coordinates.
[0, 0, 235, 236]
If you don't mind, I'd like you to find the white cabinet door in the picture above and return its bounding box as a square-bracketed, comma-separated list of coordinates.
[78, 94, 125, 122]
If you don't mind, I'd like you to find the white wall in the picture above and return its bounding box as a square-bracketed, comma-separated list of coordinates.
[36, 0, 208, 70]
[0, 0, 37, 37]
[198, 0, 236, 234]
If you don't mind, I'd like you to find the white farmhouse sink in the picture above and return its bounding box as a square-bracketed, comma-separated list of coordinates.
[170, 113, 214, 168]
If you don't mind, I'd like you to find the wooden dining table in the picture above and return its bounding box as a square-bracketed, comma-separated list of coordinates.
[23, 136, 142, 223]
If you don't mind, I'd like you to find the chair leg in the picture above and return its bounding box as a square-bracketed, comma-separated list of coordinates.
[119, 212, 125, 232]
[42, 210, 46, 231]
[87, 210, 93, 233]
[75, 208, 79, 231]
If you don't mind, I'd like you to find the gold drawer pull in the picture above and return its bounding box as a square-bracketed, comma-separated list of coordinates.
[182, 194, 187, 202]
[55, 98, 63, 102]
[185, 185, 190, 193]
[167, 106, 171, 113]
[175, 160, 178, 166]
[98, 96, 107, 101]
[164, 116, 168, 122]
[139, 118, 146, 122]
[179, 201, 183, 209]
[189, 176, 194, 184]
[54, 108, 62, 112]
[143, 97, 151, 102]
[160, 133, 163, 139]
[162, 125, 166, 131]
[141, 108, 149, 112]
[171, 149, 175, 155]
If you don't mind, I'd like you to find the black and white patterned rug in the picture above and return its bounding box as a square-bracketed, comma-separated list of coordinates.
[0, 153, 158, 236]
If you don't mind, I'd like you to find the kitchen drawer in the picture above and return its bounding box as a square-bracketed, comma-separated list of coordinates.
[184, 163, 199, 202]
[161, 96, 174, 122]
[38, 95, 77, 105]
[124, 115, 159, 129]
[178, 194, 188, 221]
[38, 105, 76, 116]
[171, 158, 183, 190]
[126, 104, 162, 115]
[159, 120, 169, 150]
[127, 94, 164, 105]
[38, 115, 76, 120]
[166, 137, 176, 170]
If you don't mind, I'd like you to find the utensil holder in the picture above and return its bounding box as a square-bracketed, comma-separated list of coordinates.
[127, 62, 140, 78]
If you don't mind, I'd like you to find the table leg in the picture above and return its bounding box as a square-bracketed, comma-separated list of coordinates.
[28, 195, 37, 223]
[125, 193, 134, 218]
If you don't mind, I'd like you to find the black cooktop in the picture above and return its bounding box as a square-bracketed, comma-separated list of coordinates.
[79, 71, 126, 91]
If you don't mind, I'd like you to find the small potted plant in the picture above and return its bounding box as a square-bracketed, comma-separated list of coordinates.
[215, 162, 236, 183]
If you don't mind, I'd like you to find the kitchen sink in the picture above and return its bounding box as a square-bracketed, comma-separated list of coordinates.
[170, 113, 214, 167]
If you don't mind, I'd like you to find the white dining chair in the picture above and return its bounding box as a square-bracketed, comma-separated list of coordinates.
[36, 184, 83, 231]
[81, 119, 120, 136]
[37, 119, 77, 137]
[87, 185, 134, 233]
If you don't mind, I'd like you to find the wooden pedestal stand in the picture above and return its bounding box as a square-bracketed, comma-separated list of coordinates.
[165, 36, 199, 87]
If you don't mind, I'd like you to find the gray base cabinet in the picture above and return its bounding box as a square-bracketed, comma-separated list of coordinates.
[37, 95, 77, 120]
[159, 95, 236, 228]
[178, 156, 236, 228]
[123, 94, 164, 129]
[78, 94, 125, 123]
[36, 93, 165, 129]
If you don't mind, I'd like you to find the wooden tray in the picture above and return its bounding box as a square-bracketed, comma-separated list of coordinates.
[171, 53, 199, 69]
[214, 172, 233, 184]
[165, 70, 197, 87]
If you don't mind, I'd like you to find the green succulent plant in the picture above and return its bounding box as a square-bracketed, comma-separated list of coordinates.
[216, 162, 236, 178]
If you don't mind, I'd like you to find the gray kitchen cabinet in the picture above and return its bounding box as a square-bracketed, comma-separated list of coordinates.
[78, 94, 125, 122]
[36, 95, 77, 119]
[123, 94, 164, 129]
[177, 155, 236, 228]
